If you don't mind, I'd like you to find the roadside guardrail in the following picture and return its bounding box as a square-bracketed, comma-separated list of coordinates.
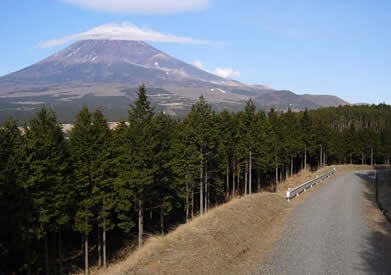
[286, 168, 336, 202]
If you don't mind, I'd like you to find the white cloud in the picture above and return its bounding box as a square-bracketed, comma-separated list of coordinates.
[192, 59, 208, 71]
[213, 67, 241, 79]
[192, 60, 240, 79]
[39, 23, 209, 48]
[61, 0, 209, 14]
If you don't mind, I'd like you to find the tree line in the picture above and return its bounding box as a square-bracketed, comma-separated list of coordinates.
[1, 85, 390, 274]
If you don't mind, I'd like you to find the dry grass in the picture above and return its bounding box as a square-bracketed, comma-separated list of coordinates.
[100, 193, 289, 275]
[95, 165, 373, 275]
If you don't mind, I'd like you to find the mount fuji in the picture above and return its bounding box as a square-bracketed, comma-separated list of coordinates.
[0, 40, 348, 122]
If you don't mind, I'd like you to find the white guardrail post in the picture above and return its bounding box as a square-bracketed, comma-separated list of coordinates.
[286, 168, 336, 202]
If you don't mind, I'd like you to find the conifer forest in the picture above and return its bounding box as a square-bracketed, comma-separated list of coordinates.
[1, 85, 391, 274]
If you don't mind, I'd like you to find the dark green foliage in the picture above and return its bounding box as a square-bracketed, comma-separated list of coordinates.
[69, 106, 96, 237]
[1, 87, 391, 273]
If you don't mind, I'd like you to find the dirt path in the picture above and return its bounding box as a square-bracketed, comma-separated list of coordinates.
[256, 170, 391, 275]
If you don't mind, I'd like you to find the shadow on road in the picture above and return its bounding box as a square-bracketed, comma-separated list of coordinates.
[354, 171, 391, 274]
[355, 219, 391, 274]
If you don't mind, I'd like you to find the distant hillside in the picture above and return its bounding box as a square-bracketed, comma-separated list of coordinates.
[302, 94, 349, 107]
[0, 40, 349, 122]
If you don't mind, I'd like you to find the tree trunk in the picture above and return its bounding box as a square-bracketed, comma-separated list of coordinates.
[98, 228, 101, 267]
[205, 169, 208, 212]
[237, 162, 241, 195]
[249, 151, 252, 194]
[320, 144, 323, 168]
[186, 180, 189, 222]
[52, 232, 57, 275]
[160, 206, 164, 235]
[232, 159, 236, 197]
[257, 168, 261, 192]
[103, 223, 106, 269]
[84, 235, 88, 275]
[371, 146, 374, 166]
[226, 160, 229, 200]
[324, 148, 326, 166]
[200, 150, 203, 215]
[138, 199, 144, 248]
[304, 146, 307, 171]
[290, 156, 293, 176]
[244, 159, 248, 195]
[59, 231, 63, 275]
[285, 161, 288, 180]
[191, 187, 194, 220]
[275, 156, 278, 192]
[44, 235, 49, 275]
[362, 151, 364, 165]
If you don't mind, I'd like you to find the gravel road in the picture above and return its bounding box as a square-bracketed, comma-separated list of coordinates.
[257, 170, 391, 275]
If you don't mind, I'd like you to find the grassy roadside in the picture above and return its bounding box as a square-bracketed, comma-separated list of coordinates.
[100, 193, 288, 275]
[96, 165, 373, 275]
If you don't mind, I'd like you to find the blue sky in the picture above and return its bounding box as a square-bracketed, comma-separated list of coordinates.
[1, 0, 390, 104]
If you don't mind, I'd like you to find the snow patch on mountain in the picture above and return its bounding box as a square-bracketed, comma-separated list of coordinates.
[210, 88, 227, 94]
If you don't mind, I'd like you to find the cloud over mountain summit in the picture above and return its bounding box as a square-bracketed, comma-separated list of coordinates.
[39, 23, 209, 48]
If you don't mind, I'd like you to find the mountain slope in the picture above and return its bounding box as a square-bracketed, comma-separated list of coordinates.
[0, 40, 348, 122]
[302, 94, 349, 107]
[0, 40, 228, 88]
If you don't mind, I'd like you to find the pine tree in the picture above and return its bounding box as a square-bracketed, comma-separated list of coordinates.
[242, 99, 257, 194]
[253, 110, 274, 191]
[301, 109, 313, 170]
[21, 108, 70, 275]
[69, 106, 97, 275]
[117, 85, 155, 248]
[90, 110, 116, 269]
[172, 119, 199, 222]
[185, 96, 215, 214]
[0, 119, 34, 273]
[268, 108, 282, 189]
[216, 110, 235, 200]
[151, 113, 176, 234]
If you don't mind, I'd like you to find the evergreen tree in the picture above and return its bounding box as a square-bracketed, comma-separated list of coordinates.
[185, 96, 216, 214]
[0, 120, 33, 273]
[117, 85, 155, 248]
[253, 110, 274, 191]
[172, 118, 200, 221]
[22, 108, 70, 275]
[150, 113, 177, 233]
[301, 109, 313, 170]
[90, 110, 116, 268]
[69, 106, 105, 274]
